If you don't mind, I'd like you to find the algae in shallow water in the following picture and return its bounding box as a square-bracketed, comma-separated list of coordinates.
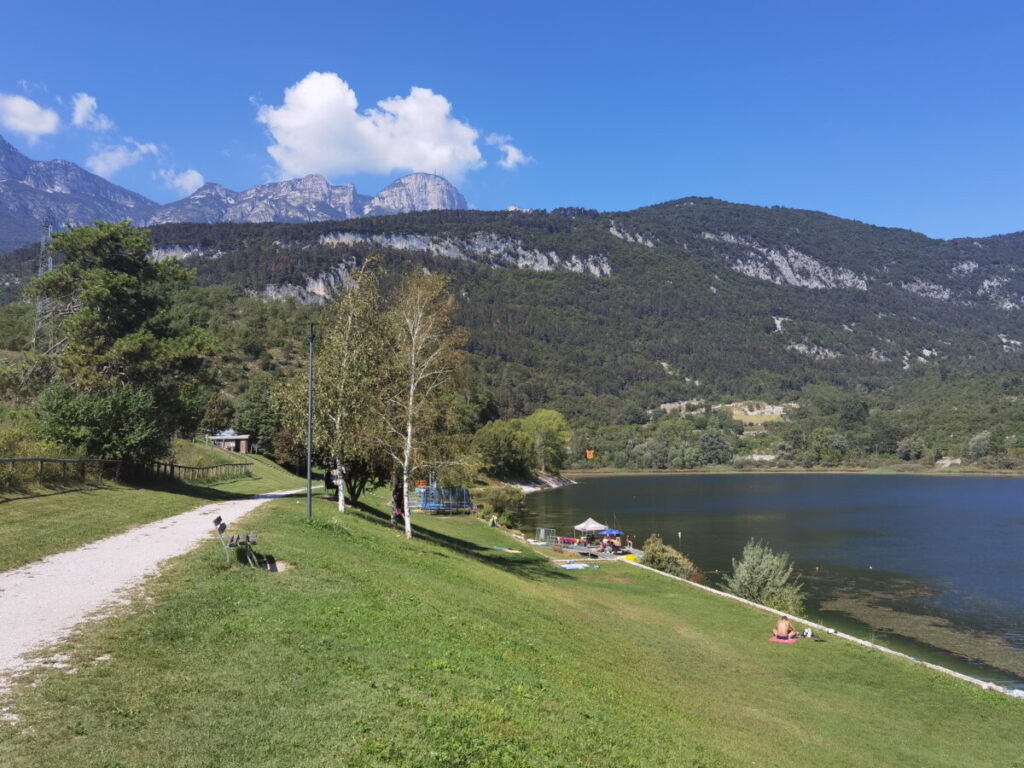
[820, 586, 1024, 678]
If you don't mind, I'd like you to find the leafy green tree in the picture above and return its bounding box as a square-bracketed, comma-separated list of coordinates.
[297, 267, 390, 512]
[26, 222, 206, 392]
[0, 303, 32, 351]
[809, 427, 847, 466]
[200, 393, 234, 433]
[697, 430, 733, 466]
[521, 409, 571, 473]
[232, 374, 280, 453]
[270, 423, 306, 473]
[24, 222, 211, 463]
[337, 455, 393, 506]
[864, 414, 905, 455]
[722, 539, 805, 616]
[472, 419, 534, 476]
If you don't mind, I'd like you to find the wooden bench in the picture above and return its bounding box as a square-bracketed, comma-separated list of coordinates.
[213, 515, 259, 568]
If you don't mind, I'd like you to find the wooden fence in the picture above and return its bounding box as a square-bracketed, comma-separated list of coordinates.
[0, 456, 253, 490]
[147, 460, 253, 483]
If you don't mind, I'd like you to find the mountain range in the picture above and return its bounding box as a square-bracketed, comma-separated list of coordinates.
[0, 198, 1004, 423]
[0, 134, 467, 252]
[3, 133, 1023, 428]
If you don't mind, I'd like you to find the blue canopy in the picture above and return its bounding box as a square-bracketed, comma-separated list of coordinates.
[601, 528, 623, 535]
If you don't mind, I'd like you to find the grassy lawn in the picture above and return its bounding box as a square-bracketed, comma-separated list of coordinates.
[0, 453, 306, 572]
[170, 439, 254, 467]
[0, 486, 1020, 767]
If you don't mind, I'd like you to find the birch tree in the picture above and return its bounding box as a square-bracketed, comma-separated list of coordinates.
[379, 272, 464, 539]
[321, 267, 392, 512]
[277, 266, 389, 512]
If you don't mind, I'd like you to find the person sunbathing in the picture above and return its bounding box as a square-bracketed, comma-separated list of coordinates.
[772, 616, 799, 641]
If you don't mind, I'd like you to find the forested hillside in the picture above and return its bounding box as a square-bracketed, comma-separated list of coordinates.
[2, 198, 1022, 468]
[141, 202, 1024, 413]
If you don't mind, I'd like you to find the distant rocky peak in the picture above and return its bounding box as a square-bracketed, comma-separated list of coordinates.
[192, 182, 237, 200]
[238, 174, 332, 205]
[366, 173, 467, 215]
[0, 135, 33, 181]
[279, 174, 329, 193]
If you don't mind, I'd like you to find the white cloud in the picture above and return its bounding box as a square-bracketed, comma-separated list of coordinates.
[17, 80, 48, 95]
[71, 93, 114, 132]
[0, 94, 59, 142]
[486, 133, 532, 170]
[85, 139, 158, 177]
[257, 72, 485, 181]
[157, 168, 204, 196]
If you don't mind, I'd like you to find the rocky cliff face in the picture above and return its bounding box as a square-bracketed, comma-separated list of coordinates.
[695, 227, 1023, 310]
[364, 174, 467, 216]
[319, 230, 611, 277]
[0, 136, 158, 251]
[0, 137, 33, 181]
[702, 231, 868, 291]
[146, 183, 237, 224]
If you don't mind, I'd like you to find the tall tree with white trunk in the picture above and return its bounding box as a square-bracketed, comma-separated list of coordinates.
[319, 267, 391, 513]
[378, 271, 464, 539]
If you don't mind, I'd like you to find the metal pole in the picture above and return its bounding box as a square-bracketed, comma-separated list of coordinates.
[307, 322, 314, 520]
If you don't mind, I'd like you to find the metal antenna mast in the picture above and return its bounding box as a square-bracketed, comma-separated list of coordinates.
[30, 223, 56, 353]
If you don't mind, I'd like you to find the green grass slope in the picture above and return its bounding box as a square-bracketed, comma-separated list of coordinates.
[1, 487, 1020, 767]
[0, 453, 305, 572]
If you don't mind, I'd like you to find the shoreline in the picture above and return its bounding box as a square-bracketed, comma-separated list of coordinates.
[500, 519, 1021, 695]
[562, 465, 1024, 480]
[523, 469, 1024, 687]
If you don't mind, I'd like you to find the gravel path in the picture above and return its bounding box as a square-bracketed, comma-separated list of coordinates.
[0, 489, 302, 689]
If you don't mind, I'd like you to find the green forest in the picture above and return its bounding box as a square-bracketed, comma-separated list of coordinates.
[1, 197, 1022, 479]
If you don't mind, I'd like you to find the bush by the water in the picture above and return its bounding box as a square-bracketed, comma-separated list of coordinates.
[722, 539, 805, 615]
[639, 534, 704, 583]
[473, 485, 526, 528]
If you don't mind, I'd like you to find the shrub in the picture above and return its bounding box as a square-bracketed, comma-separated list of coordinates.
[473, 485, 526, 528]
[896, 436, 926, 461]
[639, 534, 704, 583]
[0, 411, 58, 490]
[722, 538, 805, 615]
[967, 431, 992, 461]
[36, 382, 169, 464]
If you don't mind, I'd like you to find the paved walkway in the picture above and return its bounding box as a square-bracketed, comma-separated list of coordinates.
[0, 490, 302, 689]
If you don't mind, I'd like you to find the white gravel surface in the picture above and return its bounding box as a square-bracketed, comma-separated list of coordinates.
[0, 490, 301, 690]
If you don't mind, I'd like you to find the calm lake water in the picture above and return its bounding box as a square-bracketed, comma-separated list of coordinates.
[523, 473, 1024, 688]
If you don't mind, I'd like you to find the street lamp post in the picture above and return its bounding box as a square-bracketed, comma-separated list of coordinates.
[306, 322, 314, 521]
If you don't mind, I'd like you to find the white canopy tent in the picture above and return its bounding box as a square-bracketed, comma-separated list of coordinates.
[573, 517, 607, 533]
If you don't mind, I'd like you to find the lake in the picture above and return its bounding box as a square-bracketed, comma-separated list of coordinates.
[523, 473, 1024, 688]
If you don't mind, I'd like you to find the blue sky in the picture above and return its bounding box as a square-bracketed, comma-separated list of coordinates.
[2, 1, 1021, 238]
